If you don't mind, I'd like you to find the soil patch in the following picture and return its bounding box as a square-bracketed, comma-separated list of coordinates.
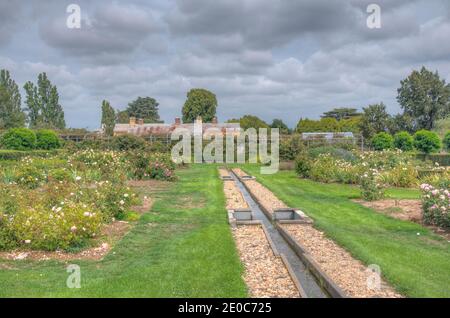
[354, 199, 450, 241]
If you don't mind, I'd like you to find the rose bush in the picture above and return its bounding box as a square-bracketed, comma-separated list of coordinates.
[420, 183, 450, 228]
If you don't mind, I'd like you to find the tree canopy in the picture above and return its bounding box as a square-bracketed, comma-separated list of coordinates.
[359, 103, 390, 139]
[321, 107, 361, 121]
[227, 115, 269, 130]
[182, 88, 217, 123]
[127, 97, 162, 123]
[23, 72, 65, 129]
[0, 70, 25, 129]
[101, 100, 115, 136]
[397, 67, 450, 130]
[270, 119, 290, 134]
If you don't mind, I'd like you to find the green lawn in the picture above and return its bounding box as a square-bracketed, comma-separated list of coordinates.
[241, 166, 450, 298]
[0, 165, 247, 297]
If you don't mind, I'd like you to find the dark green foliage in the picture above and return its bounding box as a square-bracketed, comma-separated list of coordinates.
[101, 100, 116, 136]
[36, 129, 61, 150]
[321, 107, 361, 121]
[23, 73, 65, 129]
[296, 117, 340, 133]
[270, 119, 290, 134]
[394, 131, 414, 151]
[444, 131, 450, 151]
[111, 134, 147, 151]
[1, 128, 36, 150]
[182, 88, 217, 123]
[413, 130, 441, 154]
[371, 132, 394, 151]
[359, 103, 391, 139]
[228, 115, 270, 130]
[398, 67, 450, 130]
[0, 70, 25, 129]
[279, 135, 305, 160]
[294, 152, 312, 178]
[127, 97, 162, 123]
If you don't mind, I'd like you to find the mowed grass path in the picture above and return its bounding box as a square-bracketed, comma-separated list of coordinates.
[243, 166, 450, 298]
[0, 165, 247, 297]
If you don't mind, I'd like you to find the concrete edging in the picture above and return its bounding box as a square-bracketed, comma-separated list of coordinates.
[275, 222, 348, 298]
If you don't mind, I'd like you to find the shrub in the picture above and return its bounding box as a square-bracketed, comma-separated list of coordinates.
[0, 149, 58, 161]
[91, 181, 137, 220]
[420, 184, 450, 228]
[14, 165, 46, 189]
[111, 134, 147, 151]
[413, 130, 441, 154]
[48, 168, 74, 182]
[128, 152, 176, 181]
[36, 129, 61, 150]
[3, 202, 102, 250]
[308, 146, 356, 162]
[394, 131, 414, 151]
[279, 135, 305, 161]
[360, 169, 385, 201]
[371, 132, 393, 151]
[294, 153, 312, 178]
[1, 128, 36, 150]
[444, 131, 450, 151]
[380, 163, 418, 188]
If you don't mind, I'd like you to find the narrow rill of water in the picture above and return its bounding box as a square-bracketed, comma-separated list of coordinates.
[231, 172, 328, 298]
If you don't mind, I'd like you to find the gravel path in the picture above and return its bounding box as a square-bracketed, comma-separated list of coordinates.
[283, 224, 402, 298]
[231, 168, 247, 177]
[233, 225, 299, 298]
[224, 180, 249, 210]
[218, 168, 230, 178]
[243, 180, 288, 213]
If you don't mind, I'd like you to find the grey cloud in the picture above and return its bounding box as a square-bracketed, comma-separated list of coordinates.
[39, 3, 164, 63]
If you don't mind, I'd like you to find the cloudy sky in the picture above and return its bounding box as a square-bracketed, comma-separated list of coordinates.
[1, 0, 449, 129]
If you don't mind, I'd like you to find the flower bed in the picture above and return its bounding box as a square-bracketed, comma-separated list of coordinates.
[0, 149, 176, 252]
[420, 184, 450, 229]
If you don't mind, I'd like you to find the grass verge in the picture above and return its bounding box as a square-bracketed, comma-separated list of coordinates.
[0, 165, 247, 297]
[242, 165, 450, 298]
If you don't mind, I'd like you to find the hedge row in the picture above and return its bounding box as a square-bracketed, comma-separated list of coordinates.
[415, 153, 450, 167]
[0, 149, 60, 161]
[0, 128, 61, 151]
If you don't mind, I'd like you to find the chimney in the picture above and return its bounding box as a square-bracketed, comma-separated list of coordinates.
[129, 116, 136, 126]
[137, 118, 144, 125]
[212, 116, 218, 124]
[195, 116, 202, 124]
[175, 117, 181, 125]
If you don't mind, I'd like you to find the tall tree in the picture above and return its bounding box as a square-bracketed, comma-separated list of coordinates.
[270, 119, 290, 134]
[227, 115, 269, 130]
[321, 107, 361, 121]
[359, 103, 391, 139]
[182, 88, 217, 123]
[101, 100, 115, 136]
[116, 110, 130, 124]
[397, 67, 450, 130]
[0, 69, 25, 128]
[24, 73, 66, 129]
[127, 97, 162, 123]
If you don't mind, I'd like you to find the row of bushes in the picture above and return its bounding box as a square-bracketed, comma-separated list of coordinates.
[371, 130, 449, 154]
[1, 128, 61, 151]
